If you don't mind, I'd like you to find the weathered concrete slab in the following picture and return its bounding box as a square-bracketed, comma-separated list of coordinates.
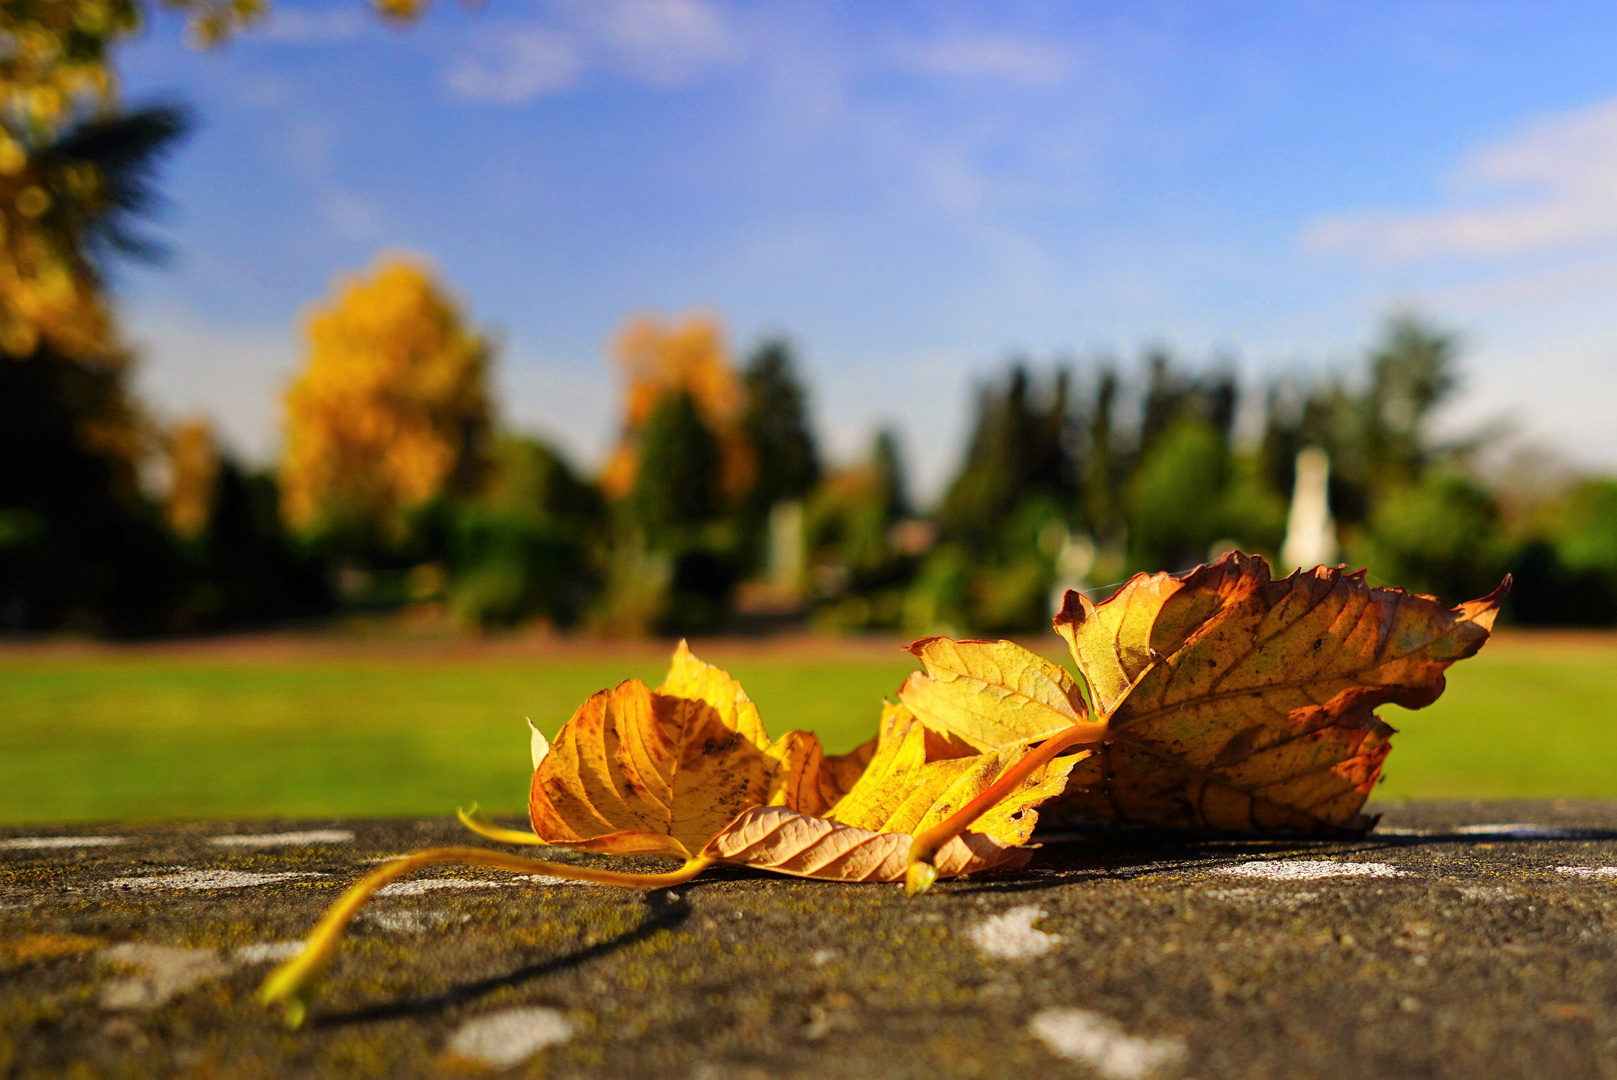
[6, 801, 1617, 1079]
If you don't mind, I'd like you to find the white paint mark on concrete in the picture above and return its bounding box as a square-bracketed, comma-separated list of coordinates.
[1206, 888, 1320, 909]
[362, 874, 589, 896]
[363, 909, 472, 933]
[1030, 1008, 1187, 1079]
[374, 878, 511, 897]
[208, 830, 354, 848]
[106, 869, 322, 890]
[1217, 860, 1408, 881]
[99, 944, 228, 1010]
[1457, 885, 1520, 900]
[1556, 866, 1617, 879]
[969, 904, 1064, 960]
[1455, 823, 1583, 839]
[446, 1007, 576, 1067]
[232, 941, 305, 964]
[1, 835, 123, 850]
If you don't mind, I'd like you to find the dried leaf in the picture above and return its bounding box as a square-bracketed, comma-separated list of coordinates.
[264, 642, 1070, 1026]
[828, 703, 1080, 849]
[899, 638, 1093, 751]
[909, 552, 1506, 833]
[703, 805, 1029, 882]
[1054, 555, 1507, 830]
[528, 644, 1073, 877]
[527, 644, 782, 858]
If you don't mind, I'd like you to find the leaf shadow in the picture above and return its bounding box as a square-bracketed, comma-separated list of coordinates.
[309, 887, 696, 1029]
[942, 822, 1617, 896]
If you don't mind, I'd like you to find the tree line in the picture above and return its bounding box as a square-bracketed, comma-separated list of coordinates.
[7, 248, 1616, 636]
[3, 1, 1613, 635]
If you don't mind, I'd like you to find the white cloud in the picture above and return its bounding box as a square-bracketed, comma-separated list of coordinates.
[445, 28, 585, 103]
[1435, 330, 1617, 470]
[444, 0, 741, 105]
[127, 306, 297, 464]
[321, 190, 386, 240]
[257, 7, 367, 44]
[1308, 96, 1617, 261]
[496, 345, 617, 469]
[572, 0, 742, 87]
[894, 35, 1072, 86]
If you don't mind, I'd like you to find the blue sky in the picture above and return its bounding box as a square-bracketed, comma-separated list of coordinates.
[118, 0, 1617, 497]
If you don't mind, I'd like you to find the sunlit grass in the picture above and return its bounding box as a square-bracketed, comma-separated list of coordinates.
[1373, 631, 1617, 802]
[1, 631, 1611, 823]
[0, 643, 913, 823]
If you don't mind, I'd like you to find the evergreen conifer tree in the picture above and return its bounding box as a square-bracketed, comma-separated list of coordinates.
[740, 339, 820, 511]
[631, 389, 722, 547]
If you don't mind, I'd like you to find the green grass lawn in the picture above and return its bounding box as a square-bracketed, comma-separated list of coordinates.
[2, 632, 1613, 824]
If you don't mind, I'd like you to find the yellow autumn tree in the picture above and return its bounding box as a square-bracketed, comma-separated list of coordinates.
[600, 312, 753, 503]
[1, 0, 237, 362]
[280, 255, 491, 540]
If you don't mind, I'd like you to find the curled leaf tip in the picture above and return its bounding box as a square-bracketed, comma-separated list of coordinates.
[256, 945, 320, 1029]
[457, 803, 550, 846]
[904, 859, 938, 897]
[527, 717, 550, 770]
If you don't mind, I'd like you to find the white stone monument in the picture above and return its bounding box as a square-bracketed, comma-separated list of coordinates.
[1281, 446, 1338, 572]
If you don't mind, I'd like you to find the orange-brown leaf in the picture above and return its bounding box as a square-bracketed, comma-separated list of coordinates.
[529, 641, 1073, 881]
[703, 805, 1029, 882]
[527, 676, 778, 858]
[1049, 552, 1507, 831]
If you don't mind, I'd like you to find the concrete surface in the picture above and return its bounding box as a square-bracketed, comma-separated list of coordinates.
[6, 801, 1617, 1079]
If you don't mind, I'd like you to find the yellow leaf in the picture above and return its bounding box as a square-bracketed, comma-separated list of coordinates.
[828, 703, 1081, 849]
[899, 637, 1095, 751]
[658, 638, 771, 745]
[525, 644, 1062, 861]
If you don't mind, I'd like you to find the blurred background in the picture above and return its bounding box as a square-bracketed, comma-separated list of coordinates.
[4, 0, 1615, 824]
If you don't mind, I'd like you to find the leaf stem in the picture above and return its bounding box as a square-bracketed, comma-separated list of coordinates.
[903, 721, 1104, 895]
[256, 847, 712, 1028]
[457, 802, 551, 845]
[904, 650, 1164, 895]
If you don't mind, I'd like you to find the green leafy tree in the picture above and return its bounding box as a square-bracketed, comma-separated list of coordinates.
[870, 427, 909, 521]
[1351, 472, 1508, 604]
[938, 365, 1075, 560]
[450, 436, 605, 628]
[1364, 313, 1460, 489]
[620, 389, 737, 634]
[1126, 419, 1228, 571]
[1266, 313, 1464, 534]
[805, 429, 918, 632]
